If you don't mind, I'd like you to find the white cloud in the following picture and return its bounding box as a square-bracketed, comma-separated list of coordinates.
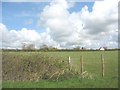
[38, 0, 118, 49]
[2, 0, 53, 2]
[39, 0, 82, 48]
[0, 23, 59, 49]
[24, 19, 33, 25]
[1, 0, 118, 49]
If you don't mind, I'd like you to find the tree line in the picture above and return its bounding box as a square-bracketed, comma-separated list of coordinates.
[1, 43, 119, 51]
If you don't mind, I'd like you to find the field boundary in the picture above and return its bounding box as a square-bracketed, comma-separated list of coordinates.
[67, 54, 105, 77]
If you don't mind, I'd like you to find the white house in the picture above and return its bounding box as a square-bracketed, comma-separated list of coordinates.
[99, 47, 105, 51]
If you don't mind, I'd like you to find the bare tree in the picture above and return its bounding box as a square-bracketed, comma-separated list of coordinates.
[40, 44, 48, 51]
[22, 43, 35, 50]
[73, 46, 80, 51]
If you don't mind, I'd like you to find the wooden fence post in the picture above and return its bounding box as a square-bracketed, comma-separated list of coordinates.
[68, 56, 71, 70]
[81, 56, 83, 74]
[101, 54, 105, 77]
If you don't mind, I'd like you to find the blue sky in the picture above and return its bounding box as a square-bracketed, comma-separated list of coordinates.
[68, 2, 94, 13]
[1, 0, 118, 49]
[2, 2, 49, 32]
[2, 2, 94, 31]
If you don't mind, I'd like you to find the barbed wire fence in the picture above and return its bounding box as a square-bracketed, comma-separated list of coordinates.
[67, 54, 105, 78]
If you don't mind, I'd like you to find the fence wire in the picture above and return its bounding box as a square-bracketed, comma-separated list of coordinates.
[67, 54, 118, 78]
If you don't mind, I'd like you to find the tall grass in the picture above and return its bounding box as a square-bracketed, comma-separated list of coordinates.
[2, 51, 80, 82]
[2, 51, 118, 88]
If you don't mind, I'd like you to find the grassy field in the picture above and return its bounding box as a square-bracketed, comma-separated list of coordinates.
[2, 50, 118, 88]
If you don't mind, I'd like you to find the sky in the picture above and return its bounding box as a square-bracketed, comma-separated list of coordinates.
[0, 0, 119, 49]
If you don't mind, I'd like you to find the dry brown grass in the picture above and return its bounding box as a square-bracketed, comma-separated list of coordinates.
[2, 51, 80, 81]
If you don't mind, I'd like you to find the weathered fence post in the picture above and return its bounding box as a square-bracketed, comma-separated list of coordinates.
[101, 54, 105, 77]
[68, 56, 71, 70]
[81, 56, 83, 74]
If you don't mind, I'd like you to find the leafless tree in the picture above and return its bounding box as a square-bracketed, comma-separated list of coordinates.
[22, 43, 35, 50]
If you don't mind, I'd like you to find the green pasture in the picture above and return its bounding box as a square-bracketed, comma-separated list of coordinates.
[40, 51, 118, 78]
[2, 50, 118, 88]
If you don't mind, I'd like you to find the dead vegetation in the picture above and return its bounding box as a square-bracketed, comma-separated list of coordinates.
[2, 51, 95, 82]
[2, 52, 76, 81]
